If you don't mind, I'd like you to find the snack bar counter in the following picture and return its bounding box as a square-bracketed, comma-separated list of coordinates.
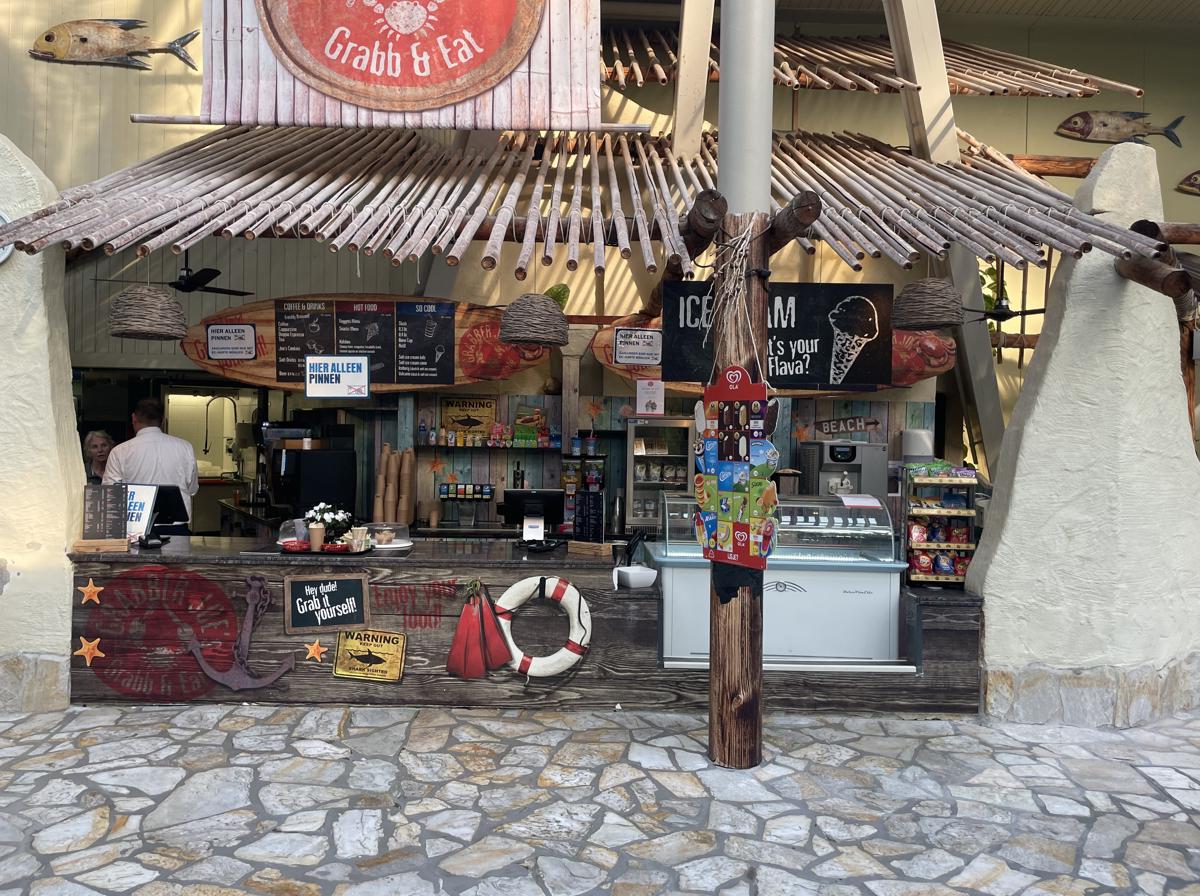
[648, 495, 909, 670]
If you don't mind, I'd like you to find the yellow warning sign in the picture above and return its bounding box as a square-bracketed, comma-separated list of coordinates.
[333, 629, 407, 682]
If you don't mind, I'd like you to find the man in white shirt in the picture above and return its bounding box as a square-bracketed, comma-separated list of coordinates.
[104, 398, 200, 524]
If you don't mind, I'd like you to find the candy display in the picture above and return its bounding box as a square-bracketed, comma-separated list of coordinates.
[904, 459, 978, 584]
[693, 366, 779, 570]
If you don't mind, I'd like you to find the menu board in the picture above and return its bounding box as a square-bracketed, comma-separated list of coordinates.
[275, 299, 457, 385]
[336, 301, 396, 384]
[396, 302, 456, 384]
[82, 484, 128, 540]
[574, 491, 606, 543]
[662, 282, 894, 390]
[276, 300, 335, 382]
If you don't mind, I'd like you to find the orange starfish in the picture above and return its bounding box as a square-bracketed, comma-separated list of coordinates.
[77, 579, 104, 605]
[428, 457, 446, 474]
[73, 637, 105, 667]
[304, 640, 328, 662]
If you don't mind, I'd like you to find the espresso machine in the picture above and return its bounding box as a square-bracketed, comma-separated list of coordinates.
[796, 440, 888, 506]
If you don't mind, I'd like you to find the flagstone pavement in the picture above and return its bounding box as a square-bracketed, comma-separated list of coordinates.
[1, 705, 1199, 895]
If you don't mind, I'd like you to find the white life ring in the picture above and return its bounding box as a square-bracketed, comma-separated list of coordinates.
[494, 576, 591, 676]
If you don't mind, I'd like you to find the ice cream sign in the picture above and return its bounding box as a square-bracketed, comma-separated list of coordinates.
[693, 367, 781, 571]
[256, 0, 545, 110]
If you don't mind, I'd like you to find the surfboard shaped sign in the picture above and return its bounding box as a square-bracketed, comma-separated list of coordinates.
[255, 0, 545, 111]
[181, 296, 549, 391]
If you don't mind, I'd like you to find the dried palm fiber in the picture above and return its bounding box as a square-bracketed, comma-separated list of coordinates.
[108, 285, 187, 340]
[893, 278, 965, 330]
[500, 293, 569, 346]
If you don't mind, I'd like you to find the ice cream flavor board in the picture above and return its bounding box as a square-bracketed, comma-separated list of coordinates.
[660, 282, 894, 390]
[693, 367, 781, 571]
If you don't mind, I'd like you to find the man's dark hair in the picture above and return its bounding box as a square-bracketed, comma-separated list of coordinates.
[133, 397, 164, 425]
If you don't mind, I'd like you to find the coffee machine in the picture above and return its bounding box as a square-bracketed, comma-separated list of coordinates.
[796, 440, 888, 506]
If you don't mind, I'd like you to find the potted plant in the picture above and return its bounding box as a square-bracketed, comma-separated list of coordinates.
[304, 503, 354, 540]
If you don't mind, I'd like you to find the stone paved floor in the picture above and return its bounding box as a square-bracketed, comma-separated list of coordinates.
[0, 706, 1199, 895]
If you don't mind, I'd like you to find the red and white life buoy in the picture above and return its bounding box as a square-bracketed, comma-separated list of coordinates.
[494, 576, 591, 677]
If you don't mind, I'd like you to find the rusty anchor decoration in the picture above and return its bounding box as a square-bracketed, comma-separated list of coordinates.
[189, 574, 294, 691]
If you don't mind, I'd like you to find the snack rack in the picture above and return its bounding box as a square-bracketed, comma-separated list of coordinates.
[901, 467, 978, 586]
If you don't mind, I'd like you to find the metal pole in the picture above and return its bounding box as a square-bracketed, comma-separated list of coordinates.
[716, 0, 776, 213]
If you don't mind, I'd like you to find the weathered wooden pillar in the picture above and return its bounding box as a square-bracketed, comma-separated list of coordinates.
[708, 210, 770, 769]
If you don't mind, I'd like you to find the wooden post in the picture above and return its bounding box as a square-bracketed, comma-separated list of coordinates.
[1183, 320, 1197, 438]
[1113, 255, 1192, 299]
[708, 210, 769, 769]
[644, 189, 728, 316]
[1131, 220, 1200, 245]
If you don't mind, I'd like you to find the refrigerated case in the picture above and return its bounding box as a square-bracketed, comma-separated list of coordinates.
[649, 493, 908, 668]
[625, 417, 695, 534]
[560, 455, 606, 530]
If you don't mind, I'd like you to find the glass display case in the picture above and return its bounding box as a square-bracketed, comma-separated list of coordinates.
[652, 493, 908, 668]
[660, 494, 896, 562]
[625, 417, 695, 534]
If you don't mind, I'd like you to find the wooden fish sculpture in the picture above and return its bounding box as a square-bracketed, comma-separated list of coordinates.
[29, 20, 199, 71]
[1177, 171, 1200, 196]
[1055, 111, 1183, 147]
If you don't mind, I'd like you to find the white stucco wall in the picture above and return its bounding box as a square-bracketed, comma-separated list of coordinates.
[968, 143, 1200, 671]
[0, 136, 81, 708]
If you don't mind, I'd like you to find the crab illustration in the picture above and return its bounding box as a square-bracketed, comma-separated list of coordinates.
[371, 0, 442, 39]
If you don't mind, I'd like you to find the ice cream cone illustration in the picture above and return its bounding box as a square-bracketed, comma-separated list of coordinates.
[828, 296, 879, 385]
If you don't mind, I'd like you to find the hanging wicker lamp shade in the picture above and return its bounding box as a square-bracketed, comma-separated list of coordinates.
[893, 278, 965, 330]
[500, 292, 569, 347]
[108, 285, 188, 340]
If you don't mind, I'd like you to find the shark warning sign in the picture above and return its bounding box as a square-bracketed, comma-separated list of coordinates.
[333, 629, 407, 682]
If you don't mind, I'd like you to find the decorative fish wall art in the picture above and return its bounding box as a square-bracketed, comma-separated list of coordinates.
[1177, 171, 1200, 196]
[1055, 111, 1184, 147]
[29, 20, 199, 71]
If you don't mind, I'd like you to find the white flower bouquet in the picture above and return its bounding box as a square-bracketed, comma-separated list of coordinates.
[304, 502, 354, 539]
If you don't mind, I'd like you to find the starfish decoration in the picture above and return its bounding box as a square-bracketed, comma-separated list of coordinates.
[446, 472, 459, 484]
[77, 579, 104, 605]
[428, 457, 446, 474]
[586, 400, 604, 424]
[305, 640, 328, 662]
[73, 636, 105, 667]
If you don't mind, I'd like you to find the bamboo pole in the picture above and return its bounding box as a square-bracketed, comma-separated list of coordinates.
[515, 133, 558, 279]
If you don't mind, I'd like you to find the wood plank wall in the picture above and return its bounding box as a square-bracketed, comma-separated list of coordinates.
[203, 0, 600, 129]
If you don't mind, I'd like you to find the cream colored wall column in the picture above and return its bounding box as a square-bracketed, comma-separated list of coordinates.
[0, 137, 82, 711]
[559, 326, 599, 453]
[968, 144, 1200, 727]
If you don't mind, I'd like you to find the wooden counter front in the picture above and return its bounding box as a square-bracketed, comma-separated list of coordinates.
[68, 539, 981, 712]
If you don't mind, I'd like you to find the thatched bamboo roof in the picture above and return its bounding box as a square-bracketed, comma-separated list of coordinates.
[602, 28, 1143, 97]
[0, 127, 1165, 277]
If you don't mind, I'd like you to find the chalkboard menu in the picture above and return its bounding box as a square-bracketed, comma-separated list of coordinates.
[275, 299, 456, 386]
[276, 300, 335, 382]
[336, 301, 396, 384]
[662, 282, 894, 390]
[396, 301, 456, 384]
[283, 574, 371, 634]
[82, 484, 128, 540]
[574, 491, 606, 543]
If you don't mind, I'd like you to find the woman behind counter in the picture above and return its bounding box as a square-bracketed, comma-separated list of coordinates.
[83, 430, 115, 485]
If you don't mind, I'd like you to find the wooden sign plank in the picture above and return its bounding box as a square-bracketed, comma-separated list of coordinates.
[283, 573, 371, 634]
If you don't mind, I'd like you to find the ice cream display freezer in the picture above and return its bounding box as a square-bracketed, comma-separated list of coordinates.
[647, 495, 909, 669]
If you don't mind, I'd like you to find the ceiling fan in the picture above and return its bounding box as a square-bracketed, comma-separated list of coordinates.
[963, 296, 1045, 324]
[94, 249, 253, 297]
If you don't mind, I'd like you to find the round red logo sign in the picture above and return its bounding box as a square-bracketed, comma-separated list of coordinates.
[256, 0, 545, 111]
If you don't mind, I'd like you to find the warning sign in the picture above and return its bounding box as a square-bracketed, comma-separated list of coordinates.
[333, 629, 407, 682]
